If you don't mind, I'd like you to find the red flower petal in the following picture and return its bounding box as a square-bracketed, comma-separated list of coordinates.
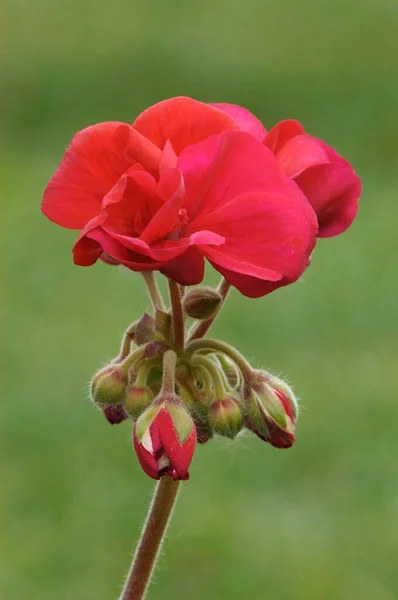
[211, 103, 267, 142]
[207, 268, 299, 299]
[264, 119, 305, 155]
[42, 123, 162, 230]
[157, 408, 196, 479]
[179, 130, 290, 221]
[178, 131, 317, 296]
[139, 169, 185, 244]
[73, 227, 163, 269]
[274, 134, 330, 177]
[295, 162, 361, 237]
[160, 247, 205, 285]
[133, 422, 162, 479]
[42, 123, 135, 229]
[133, 96, 238, 155]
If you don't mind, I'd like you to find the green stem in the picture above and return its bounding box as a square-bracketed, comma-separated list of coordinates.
[185, 338, 253, 382]
[160, 349, 177, 395]
[142, 272, 166, 311]
[191, 354, 230, 398]
[188, 278, 231, 341]
[118, 345, 146, 375]
[168, 279, 185, 352]
[119, 476, 181, 600]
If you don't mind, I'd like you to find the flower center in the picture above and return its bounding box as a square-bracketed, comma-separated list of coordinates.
[167, 208, 189, 241]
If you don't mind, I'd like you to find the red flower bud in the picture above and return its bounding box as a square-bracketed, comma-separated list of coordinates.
[182, 286, 222, 320]
[133, 397, 196, 480]
[246, 378, 297, 449]
[209, 395, 243, 439]
[101, 403, 128, 425]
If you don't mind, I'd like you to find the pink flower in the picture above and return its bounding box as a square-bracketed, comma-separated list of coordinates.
[42, 112, 317, 297]
[133, 401, 197, 480]
[214, 103, 361, 237]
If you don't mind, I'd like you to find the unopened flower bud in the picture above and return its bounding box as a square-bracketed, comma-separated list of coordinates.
[90, 365, 128, 406]
[209, 395, 243, 439]
[246, 378, 297, 448]
[124, 385, 154, 419]
[133, 395, 196, 480]
[253, 371, 299, 420]
[101, 404, 128, 425]
[182, 286, 222, 320]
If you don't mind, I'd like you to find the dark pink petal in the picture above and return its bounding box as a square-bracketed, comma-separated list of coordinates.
[264, 120, 305, 155]
[106, 229, 224, 262]
[211, 103, 267, 142]
[208, 268, 300, 298]
[133, 96, 238, 155]
[140, 169, 185, 244]
[73, 228, 163, 269]
[177, 130, 317, 294]
[198, 187, 316, 292]
[274, 134, 330, 177]
[295, 162, 361, 237]
[102, 171, 161, 238]
[42, 123, 135, 229]
[160, 247, 205, 285]
[179, 130, 288, 221]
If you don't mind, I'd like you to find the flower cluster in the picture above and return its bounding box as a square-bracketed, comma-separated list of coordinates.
[89, 300, 299, 480]
[42, 96, 361, 479]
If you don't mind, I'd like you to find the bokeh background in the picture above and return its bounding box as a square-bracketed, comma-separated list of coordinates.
[4, 1, 398, 599]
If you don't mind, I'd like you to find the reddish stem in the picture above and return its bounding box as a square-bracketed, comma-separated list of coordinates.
[119, 477, 181, 600]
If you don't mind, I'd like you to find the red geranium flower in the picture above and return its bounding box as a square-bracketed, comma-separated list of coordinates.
[42, 116, 317, 297]
[211, 102, 361, 237]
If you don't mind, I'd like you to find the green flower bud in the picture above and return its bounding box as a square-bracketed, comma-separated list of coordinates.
[124, 385, 154, 419]
[209, 395, 243, 439]
[182, 286, 222, 320]
[90, 365, 128, 406]
[245, 375, 298, 448]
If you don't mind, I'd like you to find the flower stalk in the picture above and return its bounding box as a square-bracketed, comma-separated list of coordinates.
[168, 279, 185, 352]
[119, 476, 180, 600]
[142, 271, 166, 311]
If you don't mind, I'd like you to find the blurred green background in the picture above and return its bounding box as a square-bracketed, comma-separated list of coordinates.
[4, 1, 398, 599]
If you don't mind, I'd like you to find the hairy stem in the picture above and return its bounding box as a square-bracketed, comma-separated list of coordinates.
[161, 349, 177, 395]
[168, 279, 185, 352]
[142, 272, 166, 311]
[188, 278, 231, 341]
[119, 476, 181, 600]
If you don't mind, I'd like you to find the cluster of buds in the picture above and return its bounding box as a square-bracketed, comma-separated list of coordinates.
[90, 285, 299, 480]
